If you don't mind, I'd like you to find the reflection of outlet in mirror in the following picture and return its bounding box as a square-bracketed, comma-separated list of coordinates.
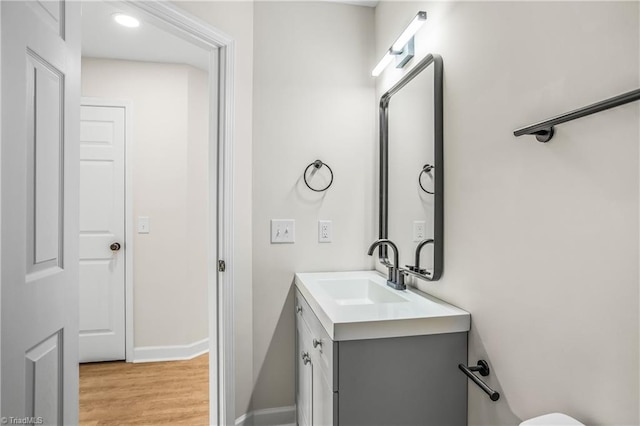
[138, 216, 150, 234]
[318, 220, 332, 243]
[413, 220, 426, 242]
[271, 219, 295, 244]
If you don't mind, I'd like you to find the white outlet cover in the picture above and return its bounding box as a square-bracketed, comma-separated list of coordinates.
[271, 219, 295, 244]
[318, 220, 332, 243]
[413, 220, 426, 242]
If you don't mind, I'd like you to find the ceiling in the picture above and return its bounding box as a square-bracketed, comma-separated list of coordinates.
[324, 0, 379, 7]
[81, 1, 378, 71]
[81, 1, 210, 71]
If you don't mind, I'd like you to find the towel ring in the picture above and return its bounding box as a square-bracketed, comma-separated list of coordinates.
[419, 164, 434, 194]
[304, 160, 334, 192]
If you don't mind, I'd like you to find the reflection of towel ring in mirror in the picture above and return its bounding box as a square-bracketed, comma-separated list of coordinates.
[304, 160, 334, 192]
[419, 164, 434, 194]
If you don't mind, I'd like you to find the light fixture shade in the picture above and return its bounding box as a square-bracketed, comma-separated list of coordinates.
[371, 11, 427, 77]
[113, 13, 140, 28]
[371, 51, 394, 77]
[391, 11, 427, 52]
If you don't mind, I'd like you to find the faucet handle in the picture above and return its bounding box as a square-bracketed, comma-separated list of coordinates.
[398, 268, 408, 283]
[405, 265, 428, 274]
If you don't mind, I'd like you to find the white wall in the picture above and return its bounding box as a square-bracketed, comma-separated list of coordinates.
[376, 2, 639, 425]
[187, 66, 210, 346]
[251, 1, 376, 411]
[81, 58, 209, 350]
[173, 1, 255, 418]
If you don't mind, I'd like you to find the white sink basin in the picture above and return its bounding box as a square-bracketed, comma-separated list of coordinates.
[295, 271, 470, 341]
[316, 278, 408, 305]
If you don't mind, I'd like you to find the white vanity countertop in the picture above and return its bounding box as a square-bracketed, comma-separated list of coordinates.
[294, 270, 470, 341]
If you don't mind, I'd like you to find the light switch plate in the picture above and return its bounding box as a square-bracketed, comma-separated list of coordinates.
[318, 220, 332, 243]
[138, 216, 150, 234]
[271, 219, 295, 244]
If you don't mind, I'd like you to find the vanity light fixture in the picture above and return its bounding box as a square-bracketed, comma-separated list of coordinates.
[113, 13, 140, 28]
[371, 11, 427, 77]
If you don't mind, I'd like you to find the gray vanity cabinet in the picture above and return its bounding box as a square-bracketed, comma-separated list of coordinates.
[295, 289, 468, 426]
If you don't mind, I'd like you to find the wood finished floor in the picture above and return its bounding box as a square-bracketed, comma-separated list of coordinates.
[79, 354, 209, 425]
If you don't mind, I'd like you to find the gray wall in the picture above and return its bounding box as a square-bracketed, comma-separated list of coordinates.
[251, 1, 376, 412]
[376, 2, 639, 425]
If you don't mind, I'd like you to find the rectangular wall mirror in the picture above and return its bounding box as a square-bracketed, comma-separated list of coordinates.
[378, 53, 443, 281]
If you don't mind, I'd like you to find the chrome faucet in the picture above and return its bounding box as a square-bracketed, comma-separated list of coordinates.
[367, 239, 406, 290]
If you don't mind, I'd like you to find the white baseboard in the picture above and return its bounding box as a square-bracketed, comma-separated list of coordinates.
[132, 338, 209, 363]
[235, 411, 251, 426]
[235, 405, 296, 426]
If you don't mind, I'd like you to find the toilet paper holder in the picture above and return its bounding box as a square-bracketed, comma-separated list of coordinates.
[458, 360, 500, 401]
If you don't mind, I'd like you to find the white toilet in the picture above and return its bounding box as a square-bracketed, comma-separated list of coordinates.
[520, 413, 585, 426]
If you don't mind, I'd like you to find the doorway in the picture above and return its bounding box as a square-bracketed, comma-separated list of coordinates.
[0, 1, 233, 424]
[77, 1, 234, 424]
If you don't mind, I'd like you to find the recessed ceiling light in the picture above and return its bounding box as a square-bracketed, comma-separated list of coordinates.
[113, 13, 140, 28]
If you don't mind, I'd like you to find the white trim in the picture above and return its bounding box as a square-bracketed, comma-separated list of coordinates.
[80, 97, 135, 363]
[235, 411, 251, 426]
[218, 34, 237, 426]
[253, 406, 296, 426]
[120, 2, 235, 425]
[235, 406, 296, 426]
[132, 338, 209, 363]
[0, 2, 3, 416]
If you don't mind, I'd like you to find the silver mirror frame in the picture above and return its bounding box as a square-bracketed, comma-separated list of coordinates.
[378, 53, 444, 281]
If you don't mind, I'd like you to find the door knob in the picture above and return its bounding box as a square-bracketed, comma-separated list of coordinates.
[110, 242, 122, 251]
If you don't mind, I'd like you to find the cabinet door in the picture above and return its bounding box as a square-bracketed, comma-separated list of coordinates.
[296, 320, 313, 426]
[313, 367, 334, 426]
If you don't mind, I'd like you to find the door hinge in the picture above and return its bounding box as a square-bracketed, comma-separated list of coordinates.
[218, 260, 226, 272]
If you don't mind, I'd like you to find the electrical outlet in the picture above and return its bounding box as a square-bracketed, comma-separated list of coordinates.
[271, 219, 295, 244]
[413, 220, 426, 242]
[318, 220, 332, 243]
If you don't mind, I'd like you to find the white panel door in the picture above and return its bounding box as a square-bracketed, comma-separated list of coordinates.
[79, 105, 126, 363]
[1, 1, 81, 424]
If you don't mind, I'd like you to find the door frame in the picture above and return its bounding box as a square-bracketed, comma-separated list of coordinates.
[80, 97, 134, 362]
[0, 3, 3, 416]
[114, 2, 236, 424]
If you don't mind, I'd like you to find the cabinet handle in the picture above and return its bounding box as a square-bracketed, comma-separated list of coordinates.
[296, 305, 303, 314]
[301, 351, 311, 365]
[312, 338, 322, 349]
